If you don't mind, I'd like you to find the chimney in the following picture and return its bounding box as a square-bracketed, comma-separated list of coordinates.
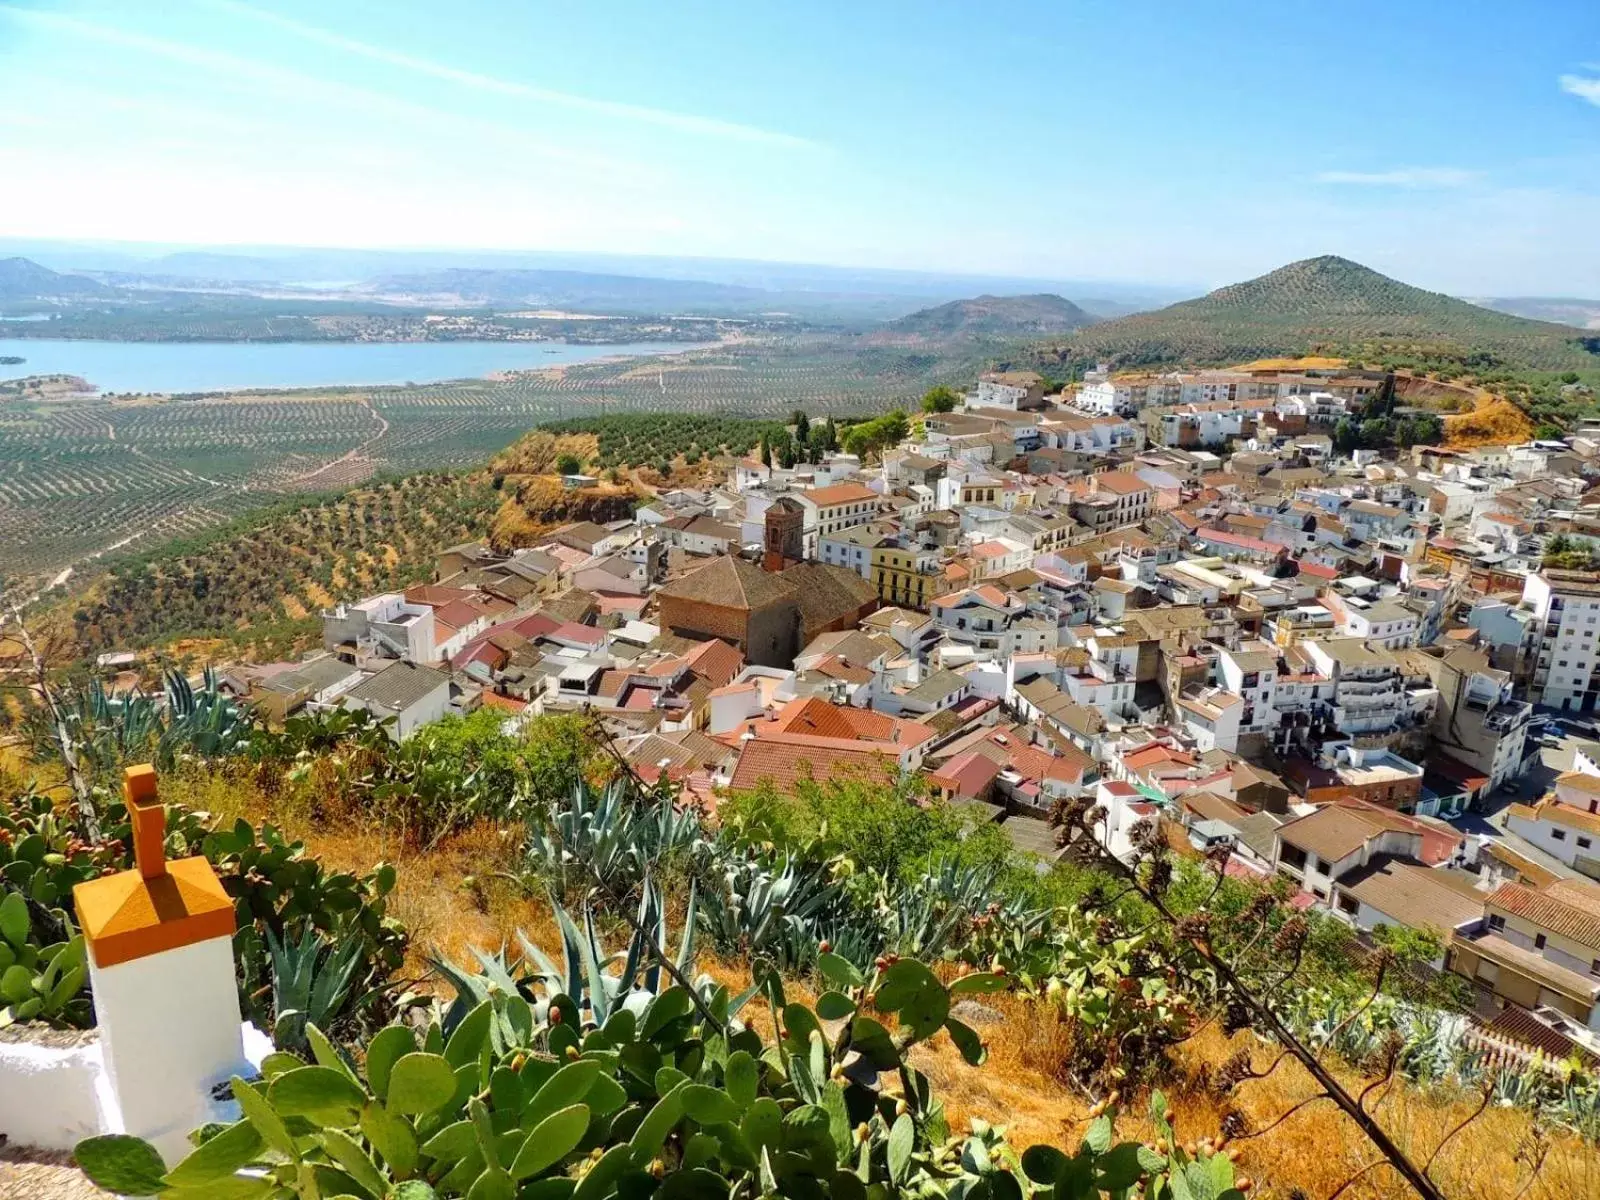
[72, 764, 249, 1164]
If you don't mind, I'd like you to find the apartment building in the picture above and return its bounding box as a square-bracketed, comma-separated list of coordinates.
[1524, 569, 1600, 713]
[1071, 471, 1154, 533]
[1422, 646, 1532, 794]
[797, 482, 881, 557]
[871, 541, 948, 611]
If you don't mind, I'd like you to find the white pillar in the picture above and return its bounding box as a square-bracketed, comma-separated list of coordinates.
[74, 765, 248, 1163]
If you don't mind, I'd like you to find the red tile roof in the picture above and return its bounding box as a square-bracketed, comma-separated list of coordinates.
[726, 736, 898, 791]
[684, 638, 744, 688]
[1488, 882, 1600, 951]
[1095, 470, 1149, 496]
[803, 483, 878, 508]
[929, 751, 1002, 798]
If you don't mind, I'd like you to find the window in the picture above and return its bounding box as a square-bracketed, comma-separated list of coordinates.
[1488, 913, 1506, 932]
[1580, 837, 1593, 850]
[1552, 829, 1567, 842]
[1534, 933, 1548, 950]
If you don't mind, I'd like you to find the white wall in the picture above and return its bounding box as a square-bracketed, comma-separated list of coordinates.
[89, 934, 249, 1163]
[0, 1036, 109, 1152]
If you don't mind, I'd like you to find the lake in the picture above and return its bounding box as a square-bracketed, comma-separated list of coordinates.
[0, 338, 706, 394]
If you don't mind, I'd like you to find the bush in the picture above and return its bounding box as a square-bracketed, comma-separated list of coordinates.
[76, 945, 1253, 1200]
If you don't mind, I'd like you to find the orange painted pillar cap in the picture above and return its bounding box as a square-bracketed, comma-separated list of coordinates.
[123, 763, 167, 881]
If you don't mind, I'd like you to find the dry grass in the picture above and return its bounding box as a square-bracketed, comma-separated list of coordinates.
[7, 756, 1599, 1199]
[188, 773, 1600, 1200]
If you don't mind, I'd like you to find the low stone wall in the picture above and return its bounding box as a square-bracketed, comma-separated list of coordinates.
[0, 1025, 109, 1152]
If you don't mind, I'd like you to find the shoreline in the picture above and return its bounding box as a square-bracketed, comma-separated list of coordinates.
[0, 338, 719, 399]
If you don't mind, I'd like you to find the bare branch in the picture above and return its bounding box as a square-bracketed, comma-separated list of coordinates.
[1058, 809, 1452, 1200]
[1233, 1091, 1332, 1141]
[1422, 1083, 1493, 1181]
[1328, 1158, 1395, 1200]
[2, 601, 97, 838]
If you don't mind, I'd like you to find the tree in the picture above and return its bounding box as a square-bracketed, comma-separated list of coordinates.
[920, 385, 959, 414]
[776, 434, 797, 469]
[759, 434, 772, 468]
[792, 410, 810, 446]
[554, 453, 582, 476]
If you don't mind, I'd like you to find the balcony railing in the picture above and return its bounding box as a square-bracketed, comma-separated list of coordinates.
[1483, 702, 1533, 733]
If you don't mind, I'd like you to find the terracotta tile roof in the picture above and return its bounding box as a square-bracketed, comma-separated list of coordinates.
[405, 584, 478, 608]
[929, 750, 1003, 798]
[1335, 858, 1484, 932]
[1486, 1006, 1600, 1068]
[1095, 470, 1149, 496]
[1512, 800, 1600, 835]
[808, 655, 875, 684]
[1557, 772, 1600, 797]
[480, 692, 527, 714]
[659, 555, 792, 611]
[1487, 882, 1600, 951]
[802, 482, 878, 508]
[726, 735, 898, 791]
[1276, 805, 1380, 863]
[684, 638, 744, 688]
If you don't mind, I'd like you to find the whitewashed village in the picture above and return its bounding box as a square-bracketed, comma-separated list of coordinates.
[220, 363, 1600, 1053]
[8, 360, 1600, 1187]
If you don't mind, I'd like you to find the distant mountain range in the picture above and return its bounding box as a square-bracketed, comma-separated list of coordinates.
[0, 240, 1191, 319]
[1473, 296, 1600, 331]
[1048, 255, 1600, 371]
[0, 256, 110, 302]
[884, 293, 1098, 337]
[358, 267, 779, 313]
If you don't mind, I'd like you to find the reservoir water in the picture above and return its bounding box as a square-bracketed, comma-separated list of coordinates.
[0, 338, 704, 394]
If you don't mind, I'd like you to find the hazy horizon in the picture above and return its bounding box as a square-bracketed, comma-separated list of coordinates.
[2, 1, 1598, 295]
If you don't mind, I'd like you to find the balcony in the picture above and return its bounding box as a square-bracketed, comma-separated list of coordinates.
[1483, 701, 1534, 733]
[1339, 677, 1399, 695]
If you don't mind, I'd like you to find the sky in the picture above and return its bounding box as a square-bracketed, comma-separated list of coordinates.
[1, 0, 1598, 295]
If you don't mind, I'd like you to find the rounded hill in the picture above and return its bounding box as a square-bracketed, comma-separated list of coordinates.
[884, 293, 1098, 337]
[1048, 255, 1600, 370]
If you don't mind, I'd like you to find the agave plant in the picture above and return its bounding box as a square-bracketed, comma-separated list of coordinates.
[431, 879, 753, 1041]
[519, 777, 708, 901]
[697, 852, 853, 970]
[264, 926, 375, 1052]
[28, 666, 256, 781]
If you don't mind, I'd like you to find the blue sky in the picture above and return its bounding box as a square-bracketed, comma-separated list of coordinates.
[1, 0, 1598, 294]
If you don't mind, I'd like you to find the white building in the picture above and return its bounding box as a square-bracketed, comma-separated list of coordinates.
[322, 593, 436, 665]
[797, 482, 881, 557]
[1524, 569, 1600, 713]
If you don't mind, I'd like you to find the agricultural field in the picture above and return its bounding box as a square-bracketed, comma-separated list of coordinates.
[51, 473, 496, 662]
[2, 334, 991, 602]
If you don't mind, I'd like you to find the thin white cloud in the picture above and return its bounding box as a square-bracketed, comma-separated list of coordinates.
[1560, 74, 1600, 106]
[1314, 167, 1480, 188]
[0, 5, 647, 178]
[205, 0, 815, 150]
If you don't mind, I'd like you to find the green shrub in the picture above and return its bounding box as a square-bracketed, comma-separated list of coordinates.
[77, 950, 1245, 1200]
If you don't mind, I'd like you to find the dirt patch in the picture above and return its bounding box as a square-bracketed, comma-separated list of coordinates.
[0, 1147, 110, 1200]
